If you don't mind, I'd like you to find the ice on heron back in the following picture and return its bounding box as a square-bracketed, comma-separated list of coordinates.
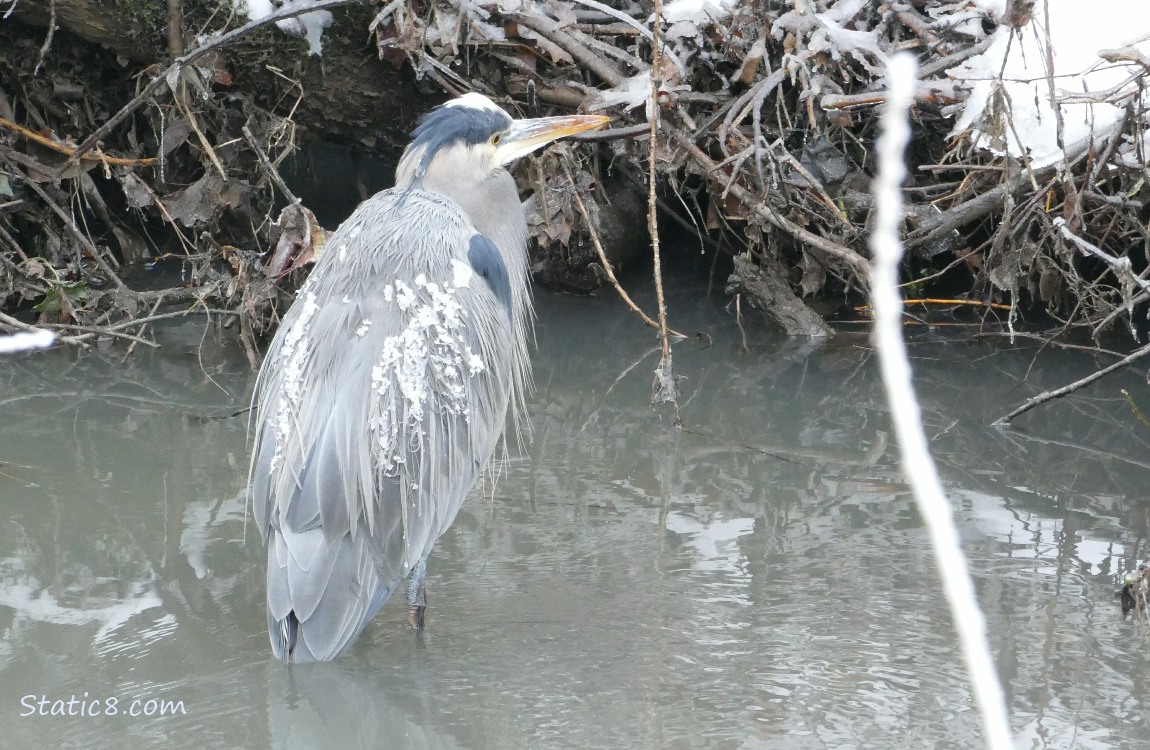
[369, 272, 486, 475]
[271, 290, 319, 471]
[451, 259, 473, 289]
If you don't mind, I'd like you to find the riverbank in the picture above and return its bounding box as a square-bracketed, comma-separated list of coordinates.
[1, 0, 1148, 350]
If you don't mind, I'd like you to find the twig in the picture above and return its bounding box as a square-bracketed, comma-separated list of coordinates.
[122, 295, 165, 358]
[43, 322, 160, 347]
[917, 35, 997, 79]
[563, 0, 685, 76]
[179, 97, 228, 183]
[907, 169, 1041, 248]
[1003, 428, 1150, 472]
[102, 308, 240, 332]
[819, 89, 957, 110]
[18, 171, 127, 288]
[0, 222, 30, 262]
[1052, 217, 1150, 296]
[973, 331, 1126, 358]
[0, 313, 82, 347]
[869, 54, 1014, 750]
[855, 298, 1014, 313]
[0, 116, 157, 167]
[569, 123, 649, 142]
[667, 126, 870, 275]
[242, 124, 300, 204]
[65, 0, 368, 168]
[509, 13, 623, 87]
[166, 0, 185, 60]
[648, 0, 679, 410]
[32, 0, 55, 78]
[562, 164, 685, 338]
[995, 341, 1150, 425]
[909, 144, 1092, 251]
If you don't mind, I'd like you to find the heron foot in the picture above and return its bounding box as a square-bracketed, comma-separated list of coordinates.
[406, 603, 427, 629]
[405, 559, 428, 629]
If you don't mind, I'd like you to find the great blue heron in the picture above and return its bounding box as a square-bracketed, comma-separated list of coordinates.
[249, 93, 608, 662]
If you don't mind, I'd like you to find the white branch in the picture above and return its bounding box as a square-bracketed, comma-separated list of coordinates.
[0, 328, 56, 354]
[1053, 217, 1150, 296]
[869, 52, 1014, 750]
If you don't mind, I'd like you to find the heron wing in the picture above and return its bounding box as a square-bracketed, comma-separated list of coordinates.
[251, 189, 516, 660]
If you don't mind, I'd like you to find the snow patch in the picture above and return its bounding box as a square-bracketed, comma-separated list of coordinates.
[233, 0, 333, 56]
[950, 0, 1150, 169]
[660, 0, 737, 24]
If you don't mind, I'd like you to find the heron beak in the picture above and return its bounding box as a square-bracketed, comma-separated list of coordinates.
[496, 114, 610, 165]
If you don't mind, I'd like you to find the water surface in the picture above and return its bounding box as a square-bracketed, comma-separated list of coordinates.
[1, 281, 1149, 749]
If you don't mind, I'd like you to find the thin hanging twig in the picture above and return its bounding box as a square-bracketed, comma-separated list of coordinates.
[562, 164, 686, 339]
[32, 0, 56, 78]
[648, 0, 679, 409]
[869, 53, 1014, 750]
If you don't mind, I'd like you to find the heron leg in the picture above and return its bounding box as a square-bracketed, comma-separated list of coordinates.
[405, 559, 428, 629]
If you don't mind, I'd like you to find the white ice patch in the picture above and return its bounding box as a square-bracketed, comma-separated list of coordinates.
[271, 290, 319, 471]
[395, 282, 414, 310]
[233, 0, 333, 56]
[451, 259, 473, 289]
[355, 320, 372, 338]
[368, 272, 485, 474]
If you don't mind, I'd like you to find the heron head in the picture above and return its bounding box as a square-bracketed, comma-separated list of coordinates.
[396, 93, 609, 187]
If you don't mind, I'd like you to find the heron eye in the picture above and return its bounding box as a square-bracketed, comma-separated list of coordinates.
[491, 134, 502, 146]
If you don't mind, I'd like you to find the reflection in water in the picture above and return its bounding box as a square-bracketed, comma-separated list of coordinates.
[1, 280, 1150, 748]
[267, 662, 468, 750]
[0, 556, 163, 658]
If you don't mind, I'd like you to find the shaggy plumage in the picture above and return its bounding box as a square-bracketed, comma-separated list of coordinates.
[249, 94, 604, 661]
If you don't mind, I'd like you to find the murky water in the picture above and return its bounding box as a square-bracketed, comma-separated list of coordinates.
[2, 277, 1150, 749]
